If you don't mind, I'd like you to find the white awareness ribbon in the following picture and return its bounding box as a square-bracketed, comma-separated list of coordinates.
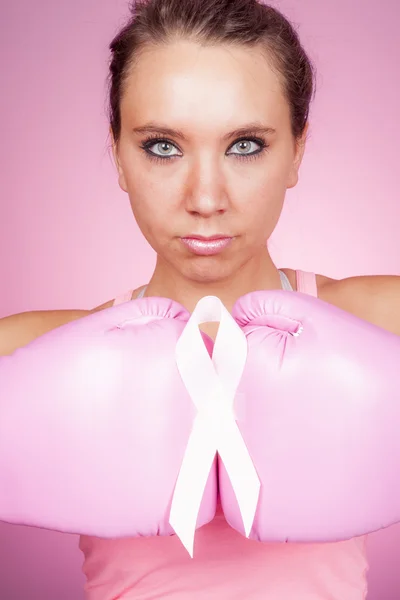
[170, 295, 261, 557]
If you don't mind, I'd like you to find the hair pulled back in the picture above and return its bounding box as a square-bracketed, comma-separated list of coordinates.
[108, 0, 315, 143]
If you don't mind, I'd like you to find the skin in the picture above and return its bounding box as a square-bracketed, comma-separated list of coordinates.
[113, 40, 305, 314]
[0, 38, 399, 355]
[111, 40, 400, 334]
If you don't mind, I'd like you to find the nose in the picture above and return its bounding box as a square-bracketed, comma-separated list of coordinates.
[184, 158, 228, 217]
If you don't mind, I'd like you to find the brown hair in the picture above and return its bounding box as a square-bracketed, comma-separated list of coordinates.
[108, 0, 315, 144]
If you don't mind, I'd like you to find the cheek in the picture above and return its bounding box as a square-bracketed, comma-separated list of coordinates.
[233, 142, 293, 198]
[243, 195, 283, 236]
[234, 169, 287, 218]
[122, 158, 180, 210]
[126, 177, 177, 239]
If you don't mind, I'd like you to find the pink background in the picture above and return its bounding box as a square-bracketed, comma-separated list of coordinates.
[1, 0, 399, 598]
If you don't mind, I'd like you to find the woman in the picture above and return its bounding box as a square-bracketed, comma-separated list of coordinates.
[1, 0, 399, 598]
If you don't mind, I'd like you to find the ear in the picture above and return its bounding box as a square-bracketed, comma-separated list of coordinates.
[110, 127, 128, 193]
[287, 122, 309, 189]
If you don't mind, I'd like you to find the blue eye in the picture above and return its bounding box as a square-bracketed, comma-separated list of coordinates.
[227, 138, 266, 158]
[139, 135, 268, 164]
[144, 140, 180, 158]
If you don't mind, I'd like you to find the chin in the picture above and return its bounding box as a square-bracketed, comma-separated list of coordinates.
[179, 258, 239, 285]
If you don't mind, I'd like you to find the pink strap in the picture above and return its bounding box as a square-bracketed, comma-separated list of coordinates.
[296, 270, 318, 297]
[113, 291, 133, 306]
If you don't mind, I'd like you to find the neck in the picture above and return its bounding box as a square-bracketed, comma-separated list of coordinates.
[144, 247, 283, 313]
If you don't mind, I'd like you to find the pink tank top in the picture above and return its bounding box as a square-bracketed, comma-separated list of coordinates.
[79, 271, 368, 600]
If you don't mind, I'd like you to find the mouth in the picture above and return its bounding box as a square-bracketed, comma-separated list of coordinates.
[180, 235, 234, 256]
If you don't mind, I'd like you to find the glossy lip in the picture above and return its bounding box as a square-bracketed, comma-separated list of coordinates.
[180, 235, 234, 256]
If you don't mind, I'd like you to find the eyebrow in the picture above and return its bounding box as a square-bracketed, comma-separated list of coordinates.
[132, 122, 276, 141]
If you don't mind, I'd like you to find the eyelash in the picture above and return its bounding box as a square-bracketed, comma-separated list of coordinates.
[139, 133, 269, 165]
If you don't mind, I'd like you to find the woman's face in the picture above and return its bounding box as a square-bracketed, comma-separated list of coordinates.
[113, 40, 306, 284]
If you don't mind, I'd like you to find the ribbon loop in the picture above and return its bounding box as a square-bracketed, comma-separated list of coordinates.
[170, 296, 260, 557]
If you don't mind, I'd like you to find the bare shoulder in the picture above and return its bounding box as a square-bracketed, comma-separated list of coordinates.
[0, 309, 90, 356]
[319, 273, 400, 335]
[0, 286, 144, 357]
[282, 268, 400, 335]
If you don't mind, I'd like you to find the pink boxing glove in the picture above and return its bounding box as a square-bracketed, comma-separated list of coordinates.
[218, 290, 400, 543]
[0, 297, 217, 556]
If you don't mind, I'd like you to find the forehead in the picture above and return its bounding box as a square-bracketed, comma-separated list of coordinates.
[120, 40, 290, 134]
